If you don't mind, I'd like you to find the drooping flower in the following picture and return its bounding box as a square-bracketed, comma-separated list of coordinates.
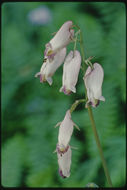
[60, 50, 81, 95]
[84, 63, 105, 107]
[57, 145, 72, 178]
[35, 48, 66, 85]
[44, 21, 74, 60]
[55, 109, 80, 155]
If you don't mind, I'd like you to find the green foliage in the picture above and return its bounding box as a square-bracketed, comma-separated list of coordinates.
[2, 135, 27, 187]
[2, 2, 126, 188]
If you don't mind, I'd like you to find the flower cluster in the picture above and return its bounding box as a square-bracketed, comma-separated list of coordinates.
[35, 21, 105, 178]
[35, 21, 81, 94]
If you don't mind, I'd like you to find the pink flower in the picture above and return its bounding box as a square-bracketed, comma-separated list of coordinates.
[60, 50, 81, 95]
[44, 21, 74, 59]
[35, 48, 66, 85]
[57, 145, 72, 178]
[84, 63, 105, 107]
[56, 110, 80, 155]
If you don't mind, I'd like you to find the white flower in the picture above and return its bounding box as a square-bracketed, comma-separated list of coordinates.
[44, 21, 74, 59]
[84, 63, 105, 107]
[57, 145, 72, 178]
[35, 48, 66, 85]
[60, 50, 81, 95]
[55, 109, 80, 155]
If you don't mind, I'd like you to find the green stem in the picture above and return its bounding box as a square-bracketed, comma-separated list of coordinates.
[76, 25, 113, 187]
[79, 30, 86, 72]
[87, 106, 113, 187]
[73, 35, 77, 57]
[70, 99, 85, 114]
[74, 25, 86, 71]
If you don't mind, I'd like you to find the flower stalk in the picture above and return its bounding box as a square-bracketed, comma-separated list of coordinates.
[76, 25, 113, 187]
[70, 99, 85, 114]
[87, 106, 113, 187]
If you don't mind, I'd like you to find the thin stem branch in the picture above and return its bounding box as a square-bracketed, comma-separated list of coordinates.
[79, 30, 86, 72]
[70, 99, 85, 114]
[73, 36, 77, 57]
[73, 25, 86, 71]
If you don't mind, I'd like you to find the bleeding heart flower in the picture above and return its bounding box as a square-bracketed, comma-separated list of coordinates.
[84, 63, 105, 107]
[60, 50, 81, 95]
[35, 48, 66, 85]
[55, 109, 80, 155]
[44, 21, 74, 60]
[57, 145, 72, 178]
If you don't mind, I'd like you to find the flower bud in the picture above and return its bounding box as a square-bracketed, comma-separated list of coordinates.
[84, 63, 105, 107]
[57, 145, 72, 178]
[44, 21, 74, 59]
[60, 50, 81, 95]
[35, 48, 66, 85]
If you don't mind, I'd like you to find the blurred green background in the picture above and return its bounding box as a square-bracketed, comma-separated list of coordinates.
[1, 2, 126, 188]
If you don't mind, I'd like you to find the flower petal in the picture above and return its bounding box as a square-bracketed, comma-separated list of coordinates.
[57, 146, 72, 178]
[45, 21, 74, 58]
[35, 47, 66, 85]
[84, 63, 105, 107]
[60, 50, 81, 94]
[99, 95, 105, 101]
[58, 110, 73, 148]
[49, 21, 74, 53]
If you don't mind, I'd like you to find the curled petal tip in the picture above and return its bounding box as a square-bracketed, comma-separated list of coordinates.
[59, 87, 63, 93]
[35, 72, 40, 78]
[46, 77, 53, 85]
[70, 86, 76, 93]
[59, 86, 71, 95]
[99, 96, 105, 101]
[53, 149, 57, 154]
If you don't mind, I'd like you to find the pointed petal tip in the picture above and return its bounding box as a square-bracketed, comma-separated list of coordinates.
[59, 87, 63, 92]
[73, 122, 80, 131]
[71, 87, 76, 93]
[100, 96, 105, 101]
[53, 149, 57, 153]
[46, 77, 53, 85]
[54, 121, 61, 128]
